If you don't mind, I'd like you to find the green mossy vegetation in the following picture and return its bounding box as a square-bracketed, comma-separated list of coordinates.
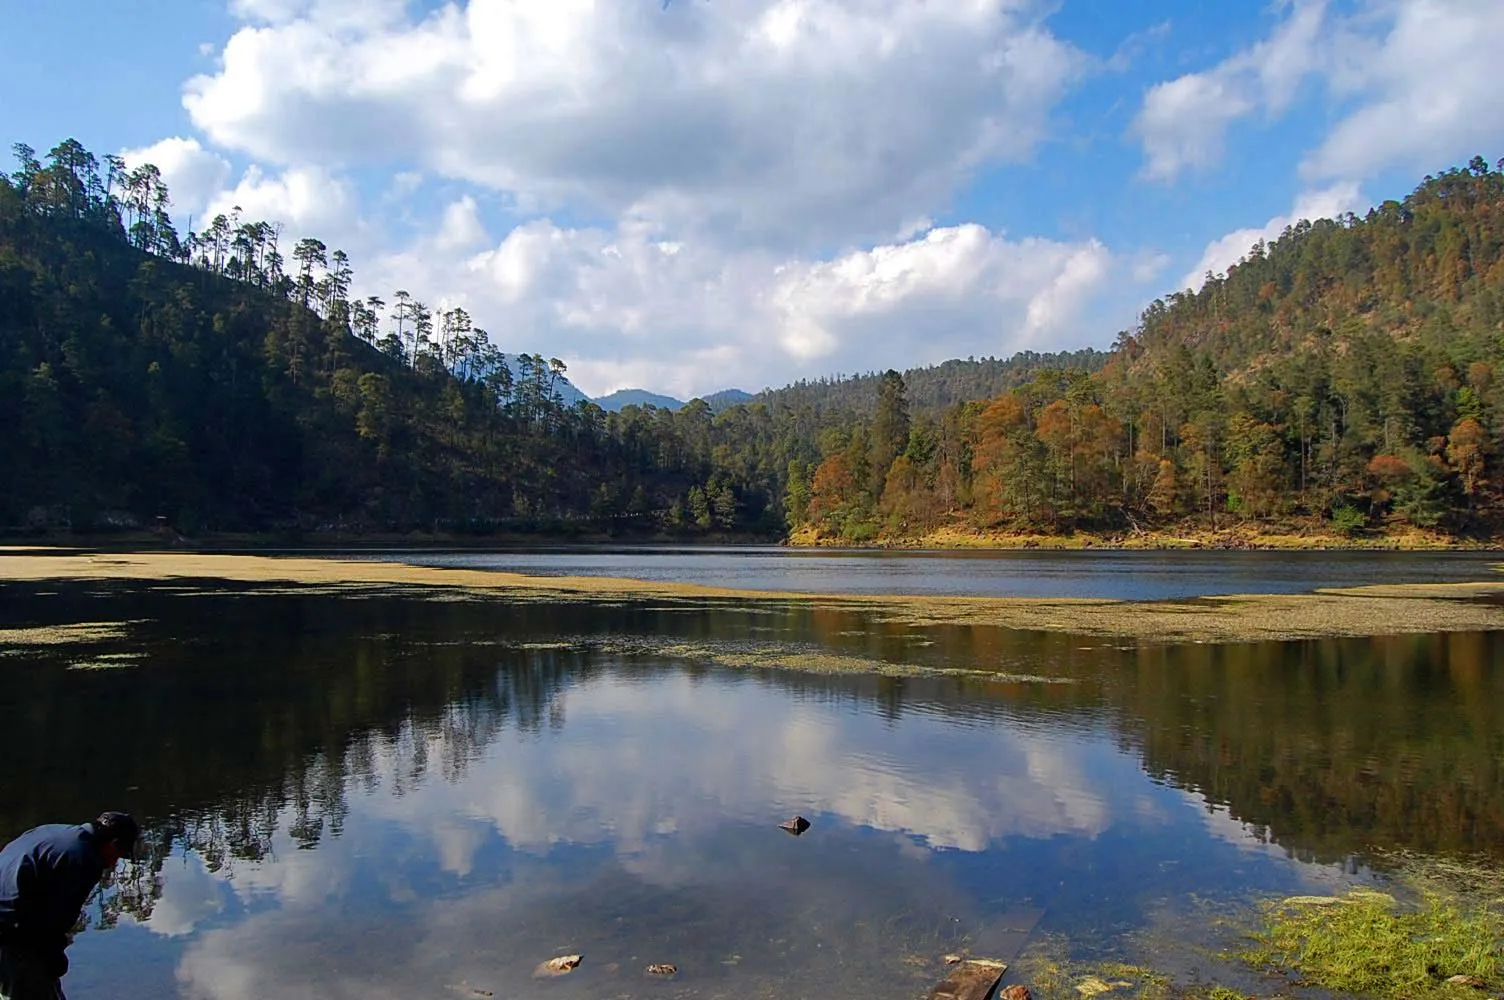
[1242, 889, 1503, 999]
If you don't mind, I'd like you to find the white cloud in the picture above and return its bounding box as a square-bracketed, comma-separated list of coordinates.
[184, 0, 1085, 253]
[1134, 1, 1327, 181]
[121, 137, 232, 217]
[1130, 250, 1172, 285]
[360, 215, 1120, 398]
[1135, 73, 1258, 182]
[203, 163, 369, 254]
[433, 197, 486, 253]
[1181, 181, 1364, 290]
[1304, 0, 1504, 179]
[1137, 0, 1504, 185]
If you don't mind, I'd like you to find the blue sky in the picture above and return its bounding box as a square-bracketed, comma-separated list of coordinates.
[3, 0, 1502, 397]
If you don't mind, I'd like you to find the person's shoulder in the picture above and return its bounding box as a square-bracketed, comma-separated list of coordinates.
[36, 824, 85, 843]
[10, 824, 87, 858]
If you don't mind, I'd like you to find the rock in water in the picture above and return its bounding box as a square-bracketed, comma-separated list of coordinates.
[780, 815, 811, 835]
[533, 955, 582, 978]
[646, 964, 678, 975]
[998, 987, 1033, 1000]
[943, 955, 964, 965]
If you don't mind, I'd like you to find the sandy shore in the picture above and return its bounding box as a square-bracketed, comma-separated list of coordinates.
[2, 550, 1503, 644]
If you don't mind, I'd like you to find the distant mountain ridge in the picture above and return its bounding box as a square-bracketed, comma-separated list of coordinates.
[591, 386, 754, 412]
[594, 388, 685, 411]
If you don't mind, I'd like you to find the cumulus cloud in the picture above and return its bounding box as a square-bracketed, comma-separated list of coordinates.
[203, 163, 371, 256]
[358, 215, 1120, 397]
[1181, 181, 1364, 290]
[1137, 0, 1504, 185]
[185, 0, 1085, 252]
[1133, 0, 1327, 180]
[1304, 0, 1504, 179]
[120, 137, 232, 217]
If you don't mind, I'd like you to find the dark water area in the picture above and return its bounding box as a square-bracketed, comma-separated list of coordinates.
[354, 545, 1504, 598]
[1, 579, 1502, 1000]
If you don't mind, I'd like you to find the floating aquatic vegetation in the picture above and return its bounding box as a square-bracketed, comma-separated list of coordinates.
[1240, 888, 1503, 999]
[649, 639, 1079, 683]
[1014, 936, 1177, 1000]
[0, 621, 144, 647]
[67, 652, 146, 671]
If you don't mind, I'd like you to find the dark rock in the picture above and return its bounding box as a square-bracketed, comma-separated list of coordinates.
[999, 986, 1033, 1000]
[780, 815, 811, 835]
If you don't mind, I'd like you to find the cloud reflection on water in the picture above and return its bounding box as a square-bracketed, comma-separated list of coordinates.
[129, 664, 1294, 1000]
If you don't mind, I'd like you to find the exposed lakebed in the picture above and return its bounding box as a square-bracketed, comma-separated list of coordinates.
[0, 550, 1501, 999]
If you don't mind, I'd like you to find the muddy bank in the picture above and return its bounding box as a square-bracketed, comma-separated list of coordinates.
[3, 551, 1503, 644]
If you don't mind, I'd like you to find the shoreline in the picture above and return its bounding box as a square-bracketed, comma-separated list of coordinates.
[7, 521, 1504, 554]
[3, 550, 1504, 644]
[787, 524, 1504, 552]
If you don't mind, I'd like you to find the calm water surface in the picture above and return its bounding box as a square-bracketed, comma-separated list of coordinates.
[357, 545, 1504, 598]
[0, 574, 1500, 1000]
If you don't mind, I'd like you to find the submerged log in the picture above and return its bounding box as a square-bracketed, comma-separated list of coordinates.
[925, 959, 1007, 1000]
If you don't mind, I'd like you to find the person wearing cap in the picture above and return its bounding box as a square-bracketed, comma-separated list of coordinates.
[0, 812, 140, 1000]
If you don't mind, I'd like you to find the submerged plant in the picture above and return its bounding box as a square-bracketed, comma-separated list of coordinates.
[1242, 888, 1503, 999]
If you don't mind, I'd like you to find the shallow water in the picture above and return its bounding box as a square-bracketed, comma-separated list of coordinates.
[0, 578, 1500, 1000]
[355, 545, 1504, 598]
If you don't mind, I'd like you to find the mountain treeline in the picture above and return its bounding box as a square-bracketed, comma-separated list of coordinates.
[6, 137, 1504, 542]
[754, 349, 1109, 416]
[1, 138, 803, 536]
[791, 156, 1504, 541]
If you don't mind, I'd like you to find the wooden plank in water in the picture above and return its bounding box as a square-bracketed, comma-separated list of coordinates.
[926, 959, 1007, 1000]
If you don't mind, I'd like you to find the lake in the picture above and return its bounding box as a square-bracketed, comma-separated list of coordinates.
[0, 553, 1501, 1000]
[353, 545, 1504, 598]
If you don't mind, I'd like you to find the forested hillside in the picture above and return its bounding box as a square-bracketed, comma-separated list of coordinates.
[791, 157, 1504, 542]
[7, 138, 1504, 543]
[0, 139, 794, 536]
[757, 350, 1109, 417]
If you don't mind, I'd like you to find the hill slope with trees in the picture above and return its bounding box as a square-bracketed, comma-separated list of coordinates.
[6, 138, 1504, 546]
[0, 138, 786, 537]
[789, 157, 1504, 543]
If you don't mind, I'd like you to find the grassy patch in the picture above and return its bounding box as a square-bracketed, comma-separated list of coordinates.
[1242, 889, 1503, 999]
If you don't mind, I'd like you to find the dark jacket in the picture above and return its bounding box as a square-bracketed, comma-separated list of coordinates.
[0, 823, 107, 977]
